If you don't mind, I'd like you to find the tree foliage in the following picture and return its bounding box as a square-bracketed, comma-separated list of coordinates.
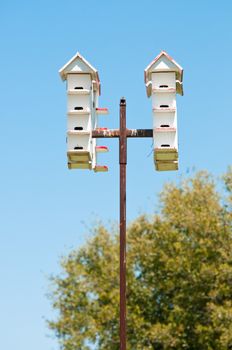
[48, 170, 232, 349]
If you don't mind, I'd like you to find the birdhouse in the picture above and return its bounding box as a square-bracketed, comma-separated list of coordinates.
[144, 51, 183, 171]
[59, 52, 109, 171]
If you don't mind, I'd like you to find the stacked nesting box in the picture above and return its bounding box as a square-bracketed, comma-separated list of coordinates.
[59, 52, 109, 171]
[144, 51, 183, 171]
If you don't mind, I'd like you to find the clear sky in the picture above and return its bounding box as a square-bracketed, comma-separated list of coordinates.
[0, 1, 232, 349]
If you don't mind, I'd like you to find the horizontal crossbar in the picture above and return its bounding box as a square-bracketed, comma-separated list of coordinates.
[92, 129, 153, 138]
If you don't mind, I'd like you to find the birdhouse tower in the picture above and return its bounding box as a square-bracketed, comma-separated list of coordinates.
[59, 52, 109, 171]
[144, 51, 183, 171]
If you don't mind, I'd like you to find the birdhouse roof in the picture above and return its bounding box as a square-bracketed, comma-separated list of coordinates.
[144, 51, 183, 96]
[59, 52, 101, 94]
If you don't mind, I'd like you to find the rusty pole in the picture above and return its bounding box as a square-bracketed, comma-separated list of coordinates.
[92, 128, 153, 138]
[92, 100, 153, 349]
[119, 97, 127, 350]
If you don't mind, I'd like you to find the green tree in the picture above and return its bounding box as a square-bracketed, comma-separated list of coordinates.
[48, 171, 232, 349]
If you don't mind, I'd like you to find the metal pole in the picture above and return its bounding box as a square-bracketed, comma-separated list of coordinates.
[92, 100, 153, 349]
[92, 128, 153, 138]
[119, 97, 127, 350]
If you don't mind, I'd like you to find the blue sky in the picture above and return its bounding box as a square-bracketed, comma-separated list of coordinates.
[0, 1, 232, 349]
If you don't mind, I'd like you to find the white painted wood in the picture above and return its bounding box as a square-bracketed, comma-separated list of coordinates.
[91, 137, 97, 169]
[68, 110, 91, 115]
[67, 134, 92, 152]
[67, 130, 90, 135]
[67, 115, 91, 131]
[60, 53, 99, 85]
[152, 72, 176, 89]
[66, 73, 94, 169]
[68, 94, 91, 111]
[150, 55, 179, 73]
[68, 89, 90, 95]
[60, 53, 109, 170]
[145, 52, 183, 85]
[152, 92, 176, 109]
[154, 127, 176, 132]
[145, 51, 183, 97]
[151, 69, 178, 160]
[145, 51, 184, 171]
[152, 87, 176, 93]
[154, 130, 177, 149]
[67, 73, 92, 91]
[152, 111, 176, 129]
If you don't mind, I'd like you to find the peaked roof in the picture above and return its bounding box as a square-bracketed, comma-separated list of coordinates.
[59, 52, 101, 94]
[144, 51, 184, 96]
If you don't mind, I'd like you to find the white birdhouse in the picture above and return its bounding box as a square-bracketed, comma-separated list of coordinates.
[59, 52, 109, 171]
[144, 51, 183, 171]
